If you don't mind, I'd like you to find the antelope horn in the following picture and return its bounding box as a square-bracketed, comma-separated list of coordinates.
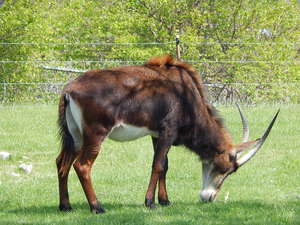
[237, 109, 280, 167]
[236, 103, 249, 143]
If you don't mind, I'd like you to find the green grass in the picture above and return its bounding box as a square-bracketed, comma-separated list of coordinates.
[0, 104, 299, 225]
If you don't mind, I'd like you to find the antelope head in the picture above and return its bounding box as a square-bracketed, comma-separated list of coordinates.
[200, 105, 280, 202]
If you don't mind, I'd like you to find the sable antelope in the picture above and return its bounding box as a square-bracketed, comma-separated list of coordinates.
[56, 55, 279, 213]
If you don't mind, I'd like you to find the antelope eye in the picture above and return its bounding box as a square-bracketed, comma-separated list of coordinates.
[229, 153, 236, 162]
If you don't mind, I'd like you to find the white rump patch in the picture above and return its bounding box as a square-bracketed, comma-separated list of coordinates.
[66, 94, 83, 151]
[108, 123, 158, 142]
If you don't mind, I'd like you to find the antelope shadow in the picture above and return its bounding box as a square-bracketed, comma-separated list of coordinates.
[2, 200, 299, 225]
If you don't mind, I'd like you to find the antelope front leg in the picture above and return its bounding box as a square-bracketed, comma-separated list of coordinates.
[151, 137, 170, 206]
[145, 136, 173, 208]
[158, 156, 170, 206]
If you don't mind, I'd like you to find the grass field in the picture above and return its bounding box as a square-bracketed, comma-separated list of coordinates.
[0, 104, 299, 225]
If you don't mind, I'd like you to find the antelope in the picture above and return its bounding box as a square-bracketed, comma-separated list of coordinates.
[56, 55, 279, 213]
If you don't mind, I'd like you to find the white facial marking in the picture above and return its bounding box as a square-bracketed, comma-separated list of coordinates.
[108, 123, 158, 142]
[200, 160, 217, 202]
[201, 160, 214, 189]
[66, 94, 83, 151]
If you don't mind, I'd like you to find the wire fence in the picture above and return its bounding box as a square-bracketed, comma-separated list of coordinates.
[0, 40, 298, 45]
[1, 40, 299, 104]
[0, 60, 299, 64]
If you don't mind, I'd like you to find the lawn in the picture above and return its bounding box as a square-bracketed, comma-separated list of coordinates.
[0, 104, 299, 225]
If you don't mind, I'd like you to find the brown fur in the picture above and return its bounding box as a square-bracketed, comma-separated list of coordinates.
[56, 55, 235, 212]
[147, 55, 205, 98]
[145, 56, 232, 157]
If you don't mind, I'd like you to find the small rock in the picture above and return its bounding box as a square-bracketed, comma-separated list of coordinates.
[19, 163, 33, 174]
[11, 172, 20, 177]
[0, 152, 10, 160]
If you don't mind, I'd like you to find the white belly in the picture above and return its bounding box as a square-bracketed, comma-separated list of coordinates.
[108, 123, 158, 142]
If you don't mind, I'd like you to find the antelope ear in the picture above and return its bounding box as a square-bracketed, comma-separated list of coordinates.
[235, 140, 257, 153]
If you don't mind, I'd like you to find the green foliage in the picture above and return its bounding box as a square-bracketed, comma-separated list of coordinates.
[0, 0, 299, 102]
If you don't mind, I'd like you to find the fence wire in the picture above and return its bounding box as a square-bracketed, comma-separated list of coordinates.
[0, 41, 298, 46]
[1, 40, 298, 104]
[0, 60, 299, 64]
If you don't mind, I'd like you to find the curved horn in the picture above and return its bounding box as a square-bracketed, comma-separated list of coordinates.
[236, 103, 249, 143]
[237, 109, 280, 167]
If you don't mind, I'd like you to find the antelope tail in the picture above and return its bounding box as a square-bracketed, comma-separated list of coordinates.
[56, 93, 76, 176]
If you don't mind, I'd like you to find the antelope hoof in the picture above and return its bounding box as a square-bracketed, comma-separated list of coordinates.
[90, 205, 106, 214]
[59, 204, 72, 212]
[159, 199, 171, 206]
[145, 199, 157, 209]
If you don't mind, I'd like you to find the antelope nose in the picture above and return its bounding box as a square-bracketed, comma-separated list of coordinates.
[200, 189, 216, 202]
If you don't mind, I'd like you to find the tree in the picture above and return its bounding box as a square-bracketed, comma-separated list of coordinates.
[0, 0, 299, 102]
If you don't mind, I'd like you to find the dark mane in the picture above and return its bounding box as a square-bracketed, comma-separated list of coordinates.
[147, 55, 230, 158]
[146, 55, 224, 129]
[146, 55, 203, 93]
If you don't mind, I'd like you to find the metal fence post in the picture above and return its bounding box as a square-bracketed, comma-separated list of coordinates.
[176, 35, 181, 60]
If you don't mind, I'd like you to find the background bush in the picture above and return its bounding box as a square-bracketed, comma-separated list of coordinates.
[0, 0, 299, 103]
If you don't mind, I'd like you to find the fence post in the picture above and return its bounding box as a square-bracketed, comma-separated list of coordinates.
[176, 35, 181, 59]
[3, 83, 6, 103]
